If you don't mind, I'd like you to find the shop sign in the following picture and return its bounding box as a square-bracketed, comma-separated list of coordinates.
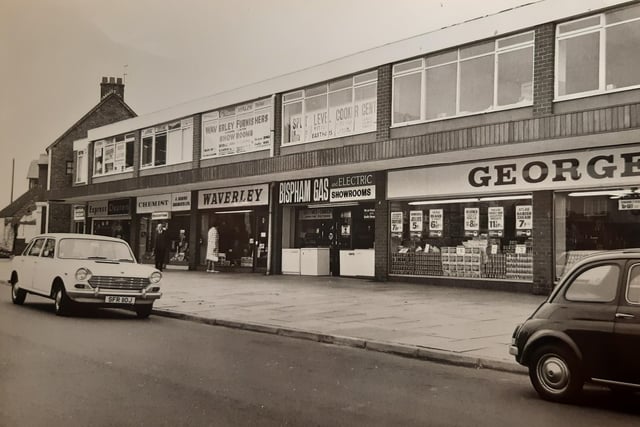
[108, 199, 130, 216]
[488, 206, 504, 237]
[516, 205, 533, 229]
[363, 208, 376, 219]
[151, 212, 171, 220]
[299, 209, 333, 220]
[137, 194, 171, 214]
[409, 210, 423, 232]
[388, 146, 640, 198]
[198, 184, 269, 209]
[329, 173, 376, 202]
[429, 209, 443, 237]
[279, 178, 330, 204]
[390, 211, 403, 233]
[171, 192, 191, 211]
[201, 98, 272, 158]
[619, 199, 640, 210]
[73, 206, 85, 221]
[87, 200, 108, 217]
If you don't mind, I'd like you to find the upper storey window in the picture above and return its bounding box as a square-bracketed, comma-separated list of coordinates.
[282, 71, 377, 145]
[201, 98, 272, 158]
[141, 118, 193, 169]
[392, 31, 534, 125]
[93, 133, 135, 177]
[557, 3, 640, 98]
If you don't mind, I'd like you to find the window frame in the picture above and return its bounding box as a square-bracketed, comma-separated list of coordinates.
[555, 4, 640, 101]
[281, 71, 378, 146]
[140, 119, 193, 169]
[92, 133, 136, 178]
[625, 262, 640, 305]
[392, 31, 534, 127]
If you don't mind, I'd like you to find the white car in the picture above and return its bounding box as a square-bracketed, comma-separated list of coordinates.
[9, 233, 162, 318]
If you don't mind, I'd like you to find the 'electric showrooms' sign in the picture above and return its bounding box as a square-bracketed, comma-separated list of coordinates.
[388, 146, 640, 199]
[279, 173, 376, 205]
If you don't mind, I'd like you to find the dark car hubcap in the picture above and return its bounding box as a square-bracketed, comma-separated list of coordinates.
[537, 355, 569, 394]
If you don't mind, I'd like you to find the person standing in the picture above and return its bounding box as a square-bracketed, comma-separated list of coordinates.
[154, 223, 168, 271]
[206, 224, 219, 273]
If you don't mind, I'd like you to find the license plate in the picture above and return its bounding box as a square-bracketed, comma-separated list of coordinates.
[105, 296, 136, 304]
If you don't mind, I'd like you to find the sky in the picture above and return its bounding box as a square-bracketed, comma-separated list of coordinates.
[0, 0, 556, 209]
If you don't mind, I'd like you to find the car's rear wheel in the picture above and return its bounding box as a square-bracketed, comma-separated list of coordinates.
[135, 304, 153, 319]
[53, 286, 72, 316]
[529, 344, 584, 403]
[11, 281, 26, 305]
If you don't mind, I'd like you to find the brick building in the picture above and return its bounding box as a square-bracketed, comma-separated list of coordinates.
[47, 0, 640, 294]
[46, 77, 136, 234]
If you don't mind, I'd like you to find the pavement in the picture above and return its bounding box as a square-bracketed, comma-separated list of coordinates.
[0, 259, 546, 374]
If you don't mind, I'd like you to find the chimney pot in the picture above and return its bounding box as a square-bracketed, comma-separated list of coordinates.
[116, 77, 122, 84]
[102, 77, 108, 83]
[109, 77, 115, 83]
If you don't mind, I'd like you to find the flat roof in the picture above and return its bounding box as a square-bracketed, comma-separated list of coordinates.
[87, 0, 632, 142]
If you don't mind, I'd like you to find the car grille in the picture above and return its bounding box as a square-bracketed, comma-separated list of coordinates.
[88, 276, 150, 290]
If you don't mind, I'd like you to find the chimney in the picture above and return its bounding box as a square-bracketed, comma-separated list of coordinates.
[100, 76, 125, 99]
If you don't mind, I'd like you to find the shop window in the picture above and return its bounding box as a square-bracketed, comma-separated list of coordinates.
[554, 188, 640, 279]
[93, 133, 135, 177]
[389, 195, 533, 281]
[556, 3, 640, 98]
[282, 71, 377, 145]
[141, 119, 193, 168]
[392, 32, 533, 125]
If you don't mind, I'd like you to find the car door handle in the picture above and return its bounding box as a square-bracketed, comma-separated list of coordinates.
[615, 312, 635, 319]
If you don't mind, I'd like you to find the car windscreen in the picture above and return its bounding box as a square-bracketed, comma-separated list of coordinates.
[58, 238, 135, 262]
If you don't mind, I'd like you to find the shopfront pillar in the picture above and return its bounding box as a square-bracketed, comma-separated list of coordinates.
[532, 190, 554, 295]
[189, 190, 199, 271]
[374, 172, 388, 281]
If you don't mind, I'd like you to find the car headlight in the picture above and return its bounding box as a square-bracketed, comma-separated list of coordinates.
[75, 267, 92, 281]
[149, 271, 162, 284]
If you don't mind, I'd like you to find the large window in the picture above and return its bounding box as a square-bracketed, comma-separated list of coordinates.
[389, 195, 534, 281]
[393, 32, 534, 125]
[93, 133, 135, 177]
[141, 118, 193, 168]
[201, 98, 272, 158]
[282, 71, 378, 145]
[555, 187, 640, 279]
[556, 3, 640, 98]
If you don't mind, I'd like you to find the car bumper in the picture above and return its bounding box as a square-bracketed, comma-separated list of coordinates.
[509, 345, 519, 357]
[66, 288, 162, 304]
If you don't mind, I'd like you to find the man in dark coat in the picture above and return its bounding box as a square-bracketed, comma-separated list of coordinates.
[154, 223, 168, 271]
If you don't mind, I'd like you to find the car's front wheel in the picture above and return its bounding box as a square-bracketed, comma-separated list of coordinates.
[11, 281, 26, 305]
[53, 286, 72, 316]
[135, 304, 153, 319]
[529, 344, 584, 403]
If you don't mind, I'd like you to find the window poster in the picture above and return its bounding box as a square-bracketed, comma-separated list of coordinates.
[429, 209, 443, 237]
[488, 206, 504, 237]
[409, 210, 423, 232]
[464, 207, 479, 237]
[201, 98, 272, 158]
[353, 93, 377, 133]
[516, 205, 533, 237]
[391, 211, 403, 233]
[114, 141, 126, 171]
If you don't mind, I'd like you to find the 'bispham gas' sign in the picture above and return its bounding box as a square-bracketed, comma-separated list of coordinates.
[279, 173, 376, 205]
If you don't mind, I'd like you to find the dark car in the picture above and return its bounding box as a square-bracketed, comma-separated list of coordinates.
[510, 249, 640, 402]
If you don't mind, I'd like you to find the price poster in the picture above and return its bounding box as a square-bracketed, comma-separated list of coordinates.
[409, 210, 423, 232]
[488, 206, 504, 237]
[516, 205, 533, 229]
[464, 208, 479, 230]
[429, 209, 443, 237]
[390, 211, 403, 233]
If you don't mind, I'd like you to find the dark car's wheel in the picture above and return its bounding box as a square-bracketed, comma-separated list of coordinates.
[135, 304, 153, 319]
[529, 344, 584, 403]
[11, 281, 26, 305]
[53, 286, 72, 316]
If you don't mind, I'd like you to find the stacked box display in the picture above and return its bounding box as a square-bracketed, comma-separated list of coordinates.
[414, 252, 443, 276]
[485, 254, 507, 279]
[390, 252, 415, 275]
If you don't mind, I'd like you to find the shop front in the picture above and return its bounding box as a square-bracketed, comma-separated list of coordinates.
[198, 184, 270, 272]
[388, 144, 640, 289]
[278, 173, 376, 277]
[136, 192, 192, 269]
[88, 199, 132, 244]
